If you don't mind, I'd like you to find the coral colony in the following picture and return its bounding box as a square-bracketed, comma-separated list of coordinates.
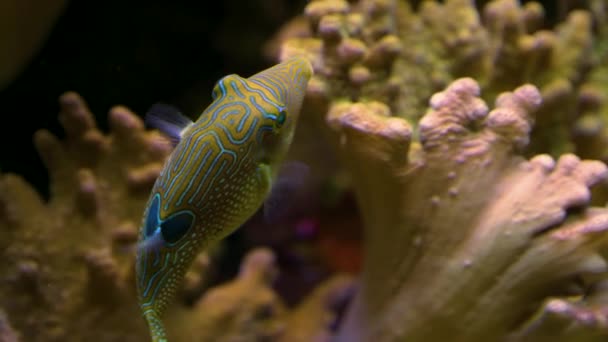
[1, 1, 608, 341]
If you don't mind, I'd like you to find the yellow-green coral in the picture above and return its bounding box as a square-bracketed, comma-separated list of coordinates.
[0, 93, 352, 342]
[281, 0, 606, 157]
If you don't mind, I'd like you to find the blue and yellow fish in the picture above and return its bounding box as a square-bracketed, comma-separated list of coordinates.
[135, 57, 313, 341]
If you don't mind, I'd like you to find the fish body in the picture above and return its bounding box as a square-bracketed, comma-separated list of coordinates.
[135, 57, 313, 341]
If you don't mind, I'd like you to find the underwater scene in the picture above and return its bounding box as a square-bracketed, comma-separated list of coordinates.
[1, 0, 608, 341]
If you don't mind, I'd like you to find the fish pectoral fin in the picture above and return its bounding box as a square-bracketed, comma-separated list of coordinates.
[256, 163, 273, 195]
[145, 103, 193, 146]
[263, 161, 310, 224]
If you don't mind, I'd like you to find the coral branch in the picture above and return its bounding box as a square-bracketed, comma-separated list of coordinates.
[281, 275, 355, 342]
[329, 78, 608, 342]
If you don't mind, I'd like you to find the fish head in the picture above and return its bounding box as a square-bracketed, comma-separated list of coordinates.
[209, 56, 313, 168]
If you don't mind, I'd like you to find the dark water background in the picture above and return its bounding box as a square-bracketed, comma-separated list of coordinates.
[0, 0, 307, 198]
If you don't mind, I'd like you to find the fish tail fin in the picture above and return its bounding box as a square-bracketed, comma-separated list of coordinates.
[142, 309, 169, 342]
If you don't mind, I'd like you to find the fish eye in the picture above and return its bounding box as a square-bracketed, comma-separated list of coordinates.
[145, 195, 161, 238]
[160, 210, 195, 244]
[276, 110, 286, 127]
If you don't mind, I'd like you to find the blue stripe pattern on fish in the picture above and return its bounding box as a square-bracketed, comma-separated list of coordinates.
[135, 57, 313, 342]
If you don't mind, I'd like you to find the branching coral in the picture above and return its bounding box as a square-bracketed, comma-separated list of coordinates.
[0, 93, 352, 341]
[327, 78, 608, 341]
[2, 1, 608, 341]
[280, 0, 606, 158]
[273, 0, 608, 341]
[0, 92, 168, 341]
[573, 0, 608, 160]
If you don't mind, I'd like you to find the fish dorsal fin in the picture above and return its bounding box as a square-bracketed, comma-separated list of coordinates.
[263, 161, 310, 224]
[145, 103, 193, 146]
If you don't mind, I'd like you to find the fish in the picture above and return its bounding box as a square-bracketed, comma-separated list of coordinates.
[135, 56, 313, 342]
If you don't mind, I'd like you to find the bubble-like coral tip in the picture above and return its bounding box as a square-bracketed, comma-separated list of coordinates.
[109, 106, 144, 134]
[429, 78, 482, 109]
[127, 163, 163, 191]
[239, 248, 278, 282]
[530, 154, 556, 171]
[76, 169, 99, 216]
[318, 14, 344, 40]
[348, 65, 372, 85]
[111, 222, 139, 245]
[305, 0, 350, 23]
[59, 92, 96, 132]
[337, 38, 367, 64]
